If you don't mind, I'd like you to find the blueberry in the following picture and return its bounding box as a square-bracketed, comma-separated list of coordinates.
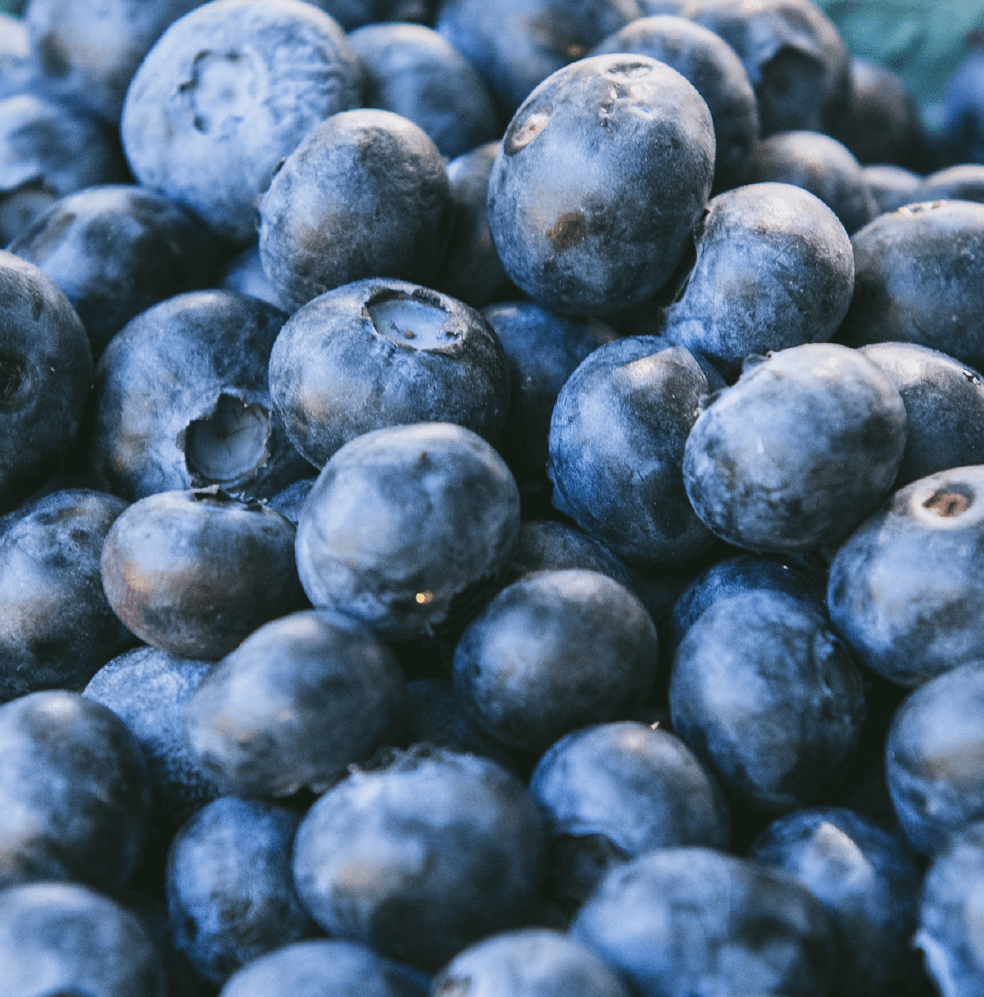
[501, 519, 641, 598]
[167, 796, 313, 985]
[121, 0, 360, 244]
[487, 53, 714, 316]
[668, 551, 828, 661]
[838, 58, 922, 169]
[291, 746, 547, 969]
[452, 569, 659, 755]
[257, 110, 451, 310]
[218, 244, 292, 314]
[101, 487, 305, 660]
[915, 821, 984, 996]
[669, 589, 866, 811]
[267, 279, 510, 469]
[89, 290, 310, 502]
[0, 93, 129, 244]
[828, 466, 984, 687]
[348, 23, 498, 160]
[749, 131, 876, 235]
[885, 661, 984, 857]
[862, 164, 926, 215]
[682, 343, 906, 553]
[295, 422, 520, 641]
[24, 0, 207, 124]
[683, 0, 850, 138]
[404, 678, 518, 772]
[0, 14, 30, 103]
[8, 184, 226, 358]
[0, 488, 136, 702]
[922, 162, 984, 203]
[0, 690, 152, 893]
[433, 141, 515, 308]
[219, 939, 428, 997]
[481, 300, 618, 497]
[185, 609, 407, 798]
[570, 847, 837, 997]
[859, 342, 984, 488]
[660, 183, 855, 378]
[591, 14, 760, 193]
[749, 806, 922, 997]
[942, 47, 984, 164]
[436, 0, 641, 117]
[547, 336, 718, 569]
[432, 928, 633, 997]
[0, 881, 165, 997]
[265, 475, 316, 526]
[0, 248, 92, 513]
[83, 646, 219, 831]
[529, 721, 729, 905]
[837, 199, 984, 371]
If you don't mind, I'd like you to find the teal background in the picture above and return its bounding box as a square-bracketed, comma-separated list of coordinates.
[818, 0, 984, 107]
[0, 1, 23, 15]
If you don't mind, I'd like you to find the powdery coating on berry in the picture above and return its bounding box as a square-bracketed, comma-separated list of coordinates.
[295, 423, 520, 641]
[292, 746, 547, 969]
[121, 0, 360, 244]
[488, 54, 714, 316]
[258, 110, 451, 310]
[683, 342, 905, 553]
[828, 466, 984, 687]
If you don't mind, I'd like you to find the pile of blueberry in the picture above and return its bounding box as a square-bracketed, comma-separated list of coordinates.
[4, 0, 984, 994]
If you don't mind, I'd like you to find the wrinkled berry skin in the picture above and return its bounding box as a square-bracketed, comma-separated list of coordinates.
[185, 609, 407, 799]
[749, 131, 875, 235]
[860, 342, 984, 488]
[101, 488, 306, 660]
[121, 0, 360, 244]
[750, 806, 922, 997]
[885, 662, 984, 857]
[348, 23, 498, 160]
[295, 423, 520, 641]
[452, 570, 659, 755]
[0, 881, 165, 997]
[482, 300, 618, 495]
[437, 0, 641, 117]
[660, 183, 855, 378]
[292, 746, 547, 969]
[916, 822, 984, 997]
[683, 343, 906, 553]
[669, 590, 866, 812]
[0, 488, 135, 702]
[592, 14, 759, 193]
[9, 184, 225, 358]
[837, 200, 984, 371]
[0, 249, 92, 513]
[0, 93, 129, 245]
[571, 847, 837, 997]
[220, 939, 428, 997]
[433, 929, 633, 997]
[90, 290, 309, 502]
[83, 646, 218, 831]
[828, 466, 984, 687]
[167, 797, 313, 985]
[488, 54, 714, 316]
[0, 690, 152, 893]
[24, 0, 206, 125]
[529, 721, 729, 904]
[268, 279, 510, 469]
[548, 336, 717, 569]
[258, 110, 451, 311]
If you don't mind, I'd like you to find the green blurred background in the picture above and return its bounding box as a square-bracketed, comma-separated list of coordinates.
[0, 1, 24, 15]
